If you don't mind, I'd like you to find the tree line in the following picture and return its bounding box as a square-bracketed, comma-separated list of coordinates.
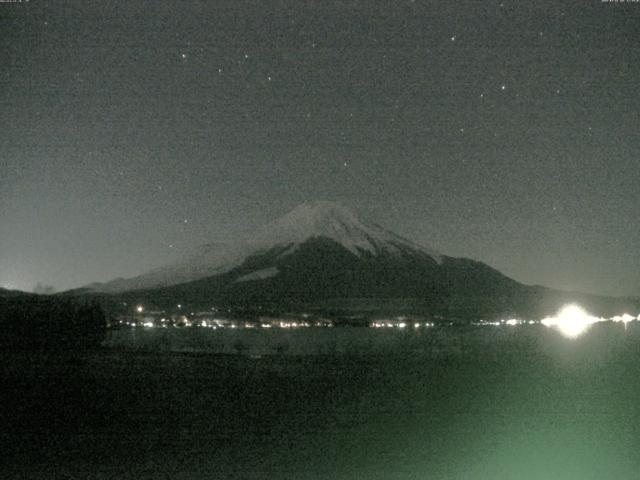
[0, 295, 106, 351]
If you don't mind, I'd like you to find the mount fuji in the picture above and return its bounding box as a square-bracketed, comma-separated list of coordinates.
[88, 201, 447, 293]
[81, 201, 637, 319]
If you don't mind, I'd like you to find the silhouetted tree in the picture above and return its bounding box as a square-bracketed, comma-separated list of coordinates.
[33, 283, 56, 295]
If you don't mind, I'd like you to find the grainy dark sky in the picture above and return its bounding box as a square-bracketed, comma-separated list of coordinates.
[1, 0, 639, 296]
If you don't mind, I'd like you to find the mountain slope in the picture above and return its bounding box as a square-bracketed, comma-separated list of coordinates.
[87, 201, 442, 293]
[82, 201, 639, 319]
[143, 235, 521, 305]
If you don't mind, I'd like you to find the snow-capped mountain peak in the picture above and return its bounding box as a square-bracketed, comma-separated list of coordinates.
[254, 201, 441, 261]
[85, 201, 441, 293]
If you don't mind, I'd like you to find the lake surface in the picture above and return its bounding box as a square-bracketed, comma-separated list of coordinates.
[105, 321, 640, 360]
[4, 322, 640, 479]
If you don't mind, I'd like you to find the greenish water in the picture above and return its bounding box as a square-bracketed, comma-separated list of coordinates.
[4, 322, 640, 479]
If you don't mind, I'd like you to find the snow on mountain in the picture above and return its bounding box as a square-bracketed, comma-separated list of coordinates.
[88, 242, 249, 293]
[87, 201, 441, 293]
[235, 267, 280, 283]
[254, 201, 442, 261]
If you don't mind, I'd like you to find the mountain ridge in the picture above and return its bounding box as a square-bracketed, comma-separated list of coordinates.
[75, 201, 640, 320]
[86, 201, 443, 293]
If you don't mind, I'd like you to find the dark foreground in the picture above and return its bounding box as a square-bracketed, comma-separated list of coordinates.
[3, 327, 640, 479]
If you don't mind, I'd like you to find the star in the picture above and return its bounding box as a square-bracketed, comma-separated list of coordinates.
[451, 35, 456, 42]
[181, 53, 187, 59]
[501, 85, 506, 91]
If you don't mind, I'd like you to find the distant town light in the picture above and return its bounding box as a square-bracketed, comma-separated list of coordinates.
[136, 305, 144, 313]
[542, 304, 596, 338]
[611, 313, 634, 324]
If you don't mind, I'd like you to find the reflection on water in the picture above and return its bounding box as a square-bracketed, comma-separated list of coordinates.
[9, 316, 640, 480]
[105, 314, 640, 362]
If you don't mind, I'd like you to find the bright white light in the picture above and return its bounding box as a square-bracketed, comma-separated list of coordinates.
[136, 305, 144, 313]
[505, 319, 519, 326]
[142, 321, 154, 328]
[611, 314, 634, 324]
[398, 322, 406, 328]
[542, 304, 596, 338]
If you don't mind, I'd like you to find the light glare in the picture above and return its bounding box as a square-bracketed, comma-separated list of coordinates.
[542, 304, 596, 338]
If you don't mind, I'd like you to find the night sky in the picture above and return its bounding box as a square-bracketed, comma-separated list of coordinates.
[1, 0, 639, 297]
